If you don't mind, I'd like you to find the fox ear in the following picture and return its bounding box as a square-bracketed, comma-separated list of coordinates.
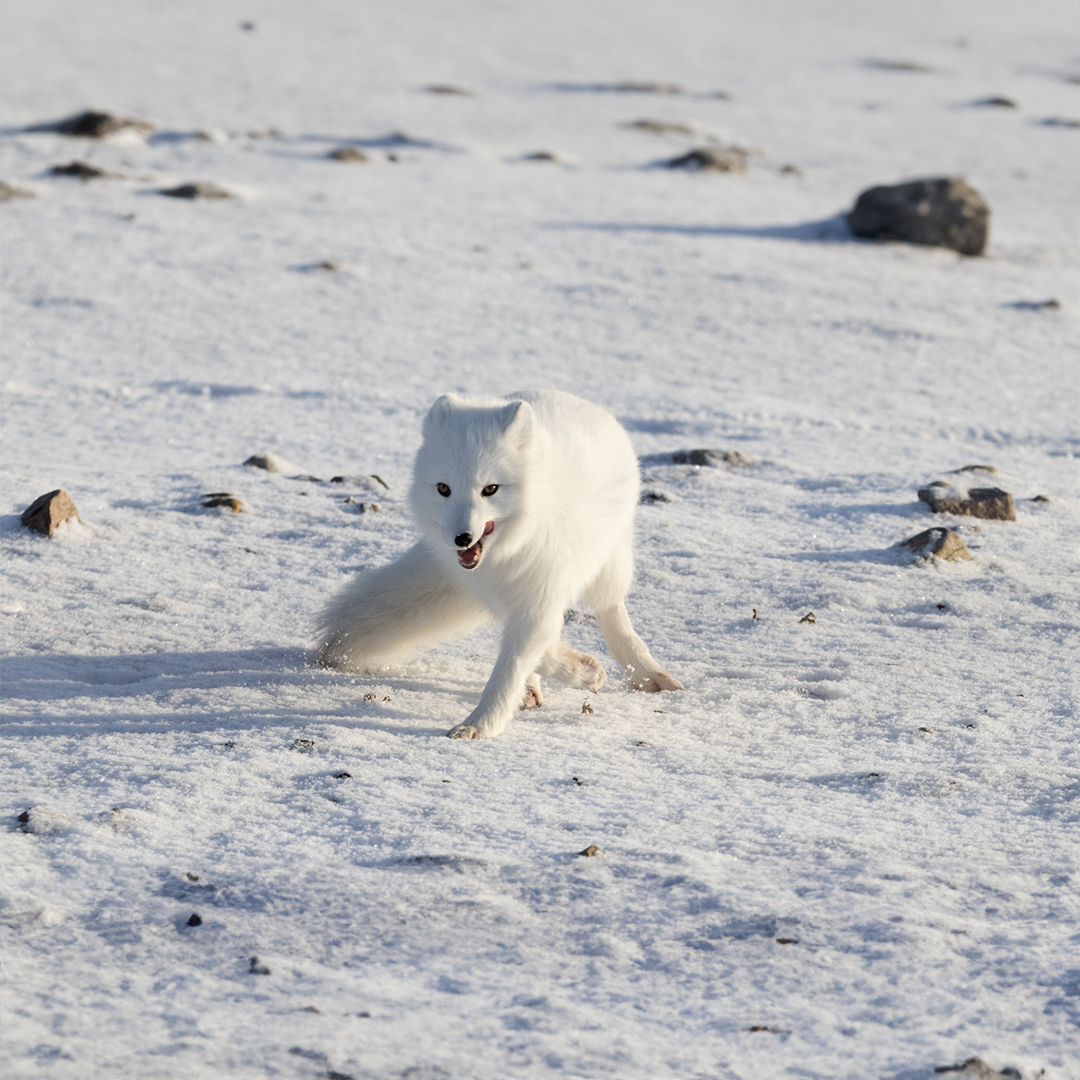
[422, 394, 460, 438]
[499, 400, 534, 447]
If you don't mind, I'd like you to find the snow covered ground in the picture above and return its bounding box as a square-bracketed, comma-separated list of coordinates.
[1, 1, 1078, 1078]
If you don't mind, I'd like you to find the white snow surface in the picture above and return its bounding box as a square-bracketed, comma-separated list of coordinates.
[1, 1, 1078, 1078]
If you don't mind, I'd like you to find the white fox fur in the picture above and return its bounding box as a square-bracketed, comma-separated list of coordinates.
[316, 388, 682, 738]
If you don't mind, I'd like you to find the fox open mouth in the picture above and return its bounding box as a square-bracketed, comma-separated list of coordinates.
[457, 521, 494, 570]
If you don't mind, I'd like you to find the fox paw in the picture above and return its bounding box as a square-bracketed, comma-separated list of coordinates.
[575, 652, 607, 692]
[635, 670, 684, 693]
[447, 724, 484, 739]
[520, 675, 543, 710]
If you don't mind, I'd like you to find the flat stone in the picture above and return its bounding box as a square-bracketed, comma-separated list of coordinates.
[848, 177, 990, 256]
[20, 489, 80, 536]
[898, 528, 972, 562]
[918, 485, 1016, 521]
[425, 84, 473, 95]
[665, 146, 748, 172]
[624, 118, 698, 136]
[159, 182, 234, 200]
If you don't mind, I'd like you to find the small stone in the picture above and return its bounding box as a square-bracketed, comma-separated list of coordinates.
[334, 772, 352, 779]
[0, 180, 35, 201]
[799, 612, 816, 624]
[1008, 298, 1061, 311]
[1031, 495, 1050, 503]
[899, 528, 972, 562]
[187, 913, 202, 926]
[640, 449, 751, 468]
[20, 490, 80, 536]
[664, 146, 748, 172]
[521, 150, 560, 162]
[249, 956, 271, 975]
[934, 1057, 1021, 1079]
[328, 147, 368, 162]
[948, 464, 998, 474]
[159, 182, 234, 200]
[1039, 117, 1080, 128]
[29, 110, 153, 138]
[775, 937, 799, 944]
[917, 485, 1016, 521]
[640, 490, 673, 504]
[848, 177, 990, 256]
[623, 118, 697, 136]
[579, 845, 604, 857]
[863, 59, 933, 72]
[240, 20, 256, 31]
[50, 160, 123, 180]
[292, 738, 315, 752]
[201, 494, 243, 512]
[971, 96, 1017, 108]
[244, 453, 300, 473]
[425, 84, 472, 95]
[780, 163, 803, 176]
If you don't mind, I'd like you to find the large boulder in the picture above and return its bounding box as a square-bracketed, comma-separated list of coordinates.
[848, 177, 990, 256]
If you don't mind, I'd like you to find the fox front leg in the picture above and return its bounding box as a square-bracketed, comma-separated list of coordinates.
[447, 613, 561, 739]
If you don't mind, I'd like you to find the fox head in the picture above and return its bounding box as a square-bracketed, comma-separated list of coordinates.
[409, 394, 536, 570]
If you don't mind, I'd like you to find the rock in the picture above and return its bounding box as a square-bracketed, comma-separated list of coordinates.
[971, 96, 1018, 108]
[664, 146, 748, 172]
[0, 180, 34, 201]
[918, 484, 1016, 521]
[863, 59, 933, 72]
[201, 494, 244, 512]
[28, 110, 153, 138]
[640, 490, 673, 504]
[521, 150, 560, 162]
[249, 956, 271, 975]
[159, 182, 234, 200]
[20, 490, 80, 536]
[16, 805, 74, 835]
[328, 147, 368, 162]
[244, 453, 303, 474]
[948, 464, 998, 475]
[425, 84, 472, 95]
[50, 160, 123, 180]
[578, 845, 605, 857]
[847, 177, 990, 256]
[934, 1057, 1021, 1079]
[186, 913, 202, 926]
[898, 528, 972, 562]
[640, 449, 751, 468]
[1008, 298, 1061, 311]
[623, 118, 698, 136]
[1039, 117, 1080, 128]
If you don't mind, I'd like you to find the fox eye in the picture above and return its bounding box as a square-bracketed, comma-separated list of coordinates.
[437, 483, 451, 497]
[481, 484, 499, 497]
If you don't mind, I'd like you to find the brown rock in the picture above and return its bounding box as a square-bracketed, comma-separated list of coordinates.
[578, 845, 605, 857]
[899, 528, 972, 562]
[640, 449, 751, 467]
[202, 494, 244, 512]
[624, 118, 698, 136]
[328, 147, 368, 162]
[918, 485, 1016, 521]
[20, 490, 80, 536]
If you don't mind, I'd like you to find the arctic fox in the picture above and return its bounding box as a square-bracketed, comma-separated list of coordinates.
[316, 389, 682, 738]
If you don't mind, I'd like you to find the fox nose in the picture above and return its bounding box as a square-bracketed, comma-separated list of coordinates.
[454, 532, 472, 549]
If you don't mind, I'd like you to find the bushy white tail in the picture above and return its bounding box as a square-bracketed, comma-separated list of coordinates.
[315, 542, 488, 671]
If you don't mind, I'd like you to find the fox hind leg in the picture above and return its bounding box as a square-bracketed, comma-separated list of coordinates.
[585, 536, 683, 693]
[537, 640, 606, 691]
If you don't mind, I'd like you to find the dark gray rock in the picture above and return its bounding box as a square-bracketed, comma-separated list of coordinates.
[917, 484, 1016, 521]
[848, 177, 990, 255]
[640, 449, 751, 467]
[28, 110, 153, 138]
[21, 490, 80, 536]
[328, 147, 368, 162]
[160, 182, 234, 200]
[51, 160, 124, 180]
